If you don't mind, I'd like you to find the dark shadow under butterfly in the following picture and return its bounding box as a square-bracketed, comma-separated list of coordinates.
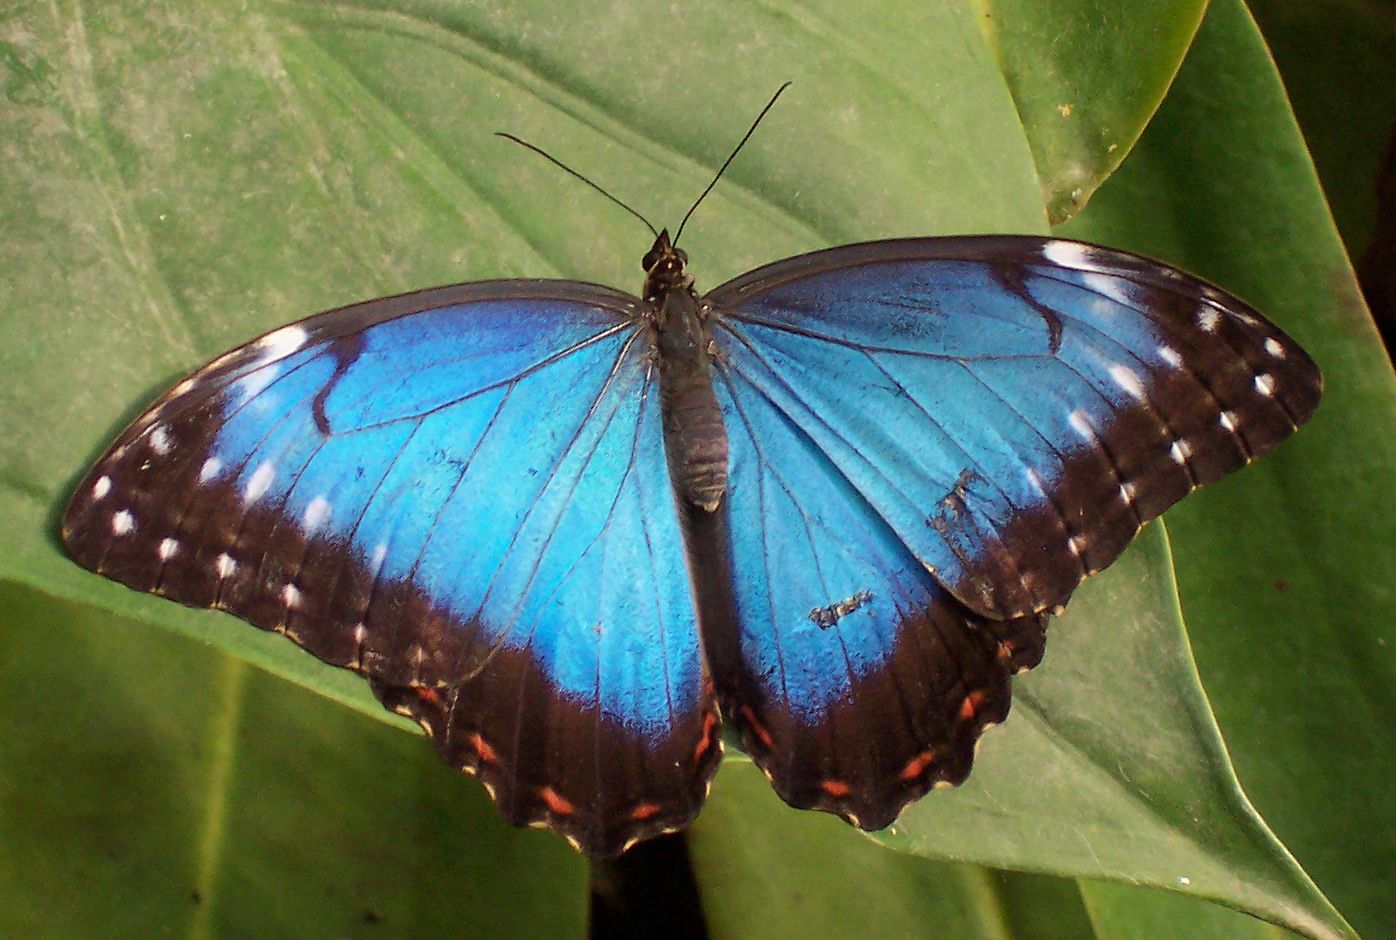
[61, 91, 1322, 858]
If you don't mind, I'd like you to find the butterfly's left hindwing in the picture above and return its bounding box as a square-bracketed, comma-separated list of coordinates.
[62, 283, 721, 857]
[694, 365, 1048, 826]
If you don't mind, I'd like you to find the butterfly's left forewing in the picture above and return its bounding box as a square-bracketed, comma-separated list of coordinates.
[62, 283, 720, 857]
[707, 237, 1322, 622]
[700, 236, 1319, 821]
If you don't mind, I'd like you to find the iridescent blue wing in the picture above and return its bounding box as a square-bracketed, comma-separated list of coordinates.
[62, 283, 721, 857]
[692, 376, 1048, 826]
[708, 236, 1322, 621]
[701, 236, 1320, 824]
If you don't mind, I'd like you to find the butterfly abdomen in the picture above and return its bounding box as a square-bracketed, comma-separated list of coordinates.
[655, 287, 729, 512]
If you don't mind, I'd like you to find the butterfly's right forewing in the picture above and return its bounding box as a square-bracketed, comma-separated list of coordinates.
[62, 282, 721, 858]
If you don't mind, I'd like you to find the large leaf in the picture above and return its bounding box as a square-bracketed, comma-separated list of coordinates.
[1060, 2, 1396, 937]
[982, 0, 1208, 222]
[0, 1, 1376, 937]
[859, 528, 1345, 939]
[0, 582, 588, 938]
[696, 761, 1295, 940]
[3, 0, 1048, 716]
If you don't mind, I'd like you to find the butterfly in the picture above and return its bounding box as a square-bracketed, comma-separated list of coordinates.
[60, 93, 1322, 858]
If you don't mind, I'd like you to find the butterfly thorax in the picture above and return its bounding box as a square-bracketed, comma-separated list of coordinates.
[644, 230, 729, 513]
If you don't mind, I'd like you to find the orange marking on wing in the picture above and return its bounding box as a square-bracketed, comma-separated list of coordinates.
[630, 802, 662, 822]
[693, 710, 720, 761]
[900, 750, 938, 782]
[538, 786, 574, 816]
[468, 732, 498, 764]
[819, 779, 852, 798]
[738, 705, 774, 750]
[958, 689, 985, 723]
[996, 640, 1016, 662]
[413, 687, 442, 707]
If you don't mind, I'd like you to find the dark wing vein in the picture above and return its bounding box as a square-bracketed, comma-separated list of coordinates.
[717, 322, 927, 531]
[485, 333, 645, 645]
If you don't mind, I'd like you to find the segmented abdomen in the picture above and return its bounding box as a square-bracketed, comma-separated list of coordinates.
[660, 364, 729, 512]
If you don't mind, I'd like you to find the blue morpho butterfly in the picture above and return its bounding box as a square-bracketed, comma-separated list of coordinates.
[62, 87, 1321, 857]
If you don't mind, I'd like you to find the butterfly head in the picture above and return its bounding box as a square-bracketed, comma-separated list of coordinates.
[643, 229, 692, 301]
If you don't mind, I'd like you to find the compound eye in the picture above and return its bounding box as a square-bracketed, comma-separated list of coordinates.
[676, 248, 688, 266]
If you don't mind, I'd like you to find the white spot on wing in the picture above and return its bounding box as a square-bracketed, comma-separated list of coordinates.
[92, 476, 112, 500]
[1264, 338, 1285, 358]
[1109, 364, 1147, 400]
[236, 363, 280, 404]
[282, 583, 302, 608]
[1254, 373, 1276, 396]
[1067, 535, 1087, 557]
[245, 461, 275, 502]
[370, 543, 388, 576]
[1025, 467, 1047, 497]
[257, 325, 309, 358]
[1157, 345, 1182, 368]
[1219, 411, 1238, 432]
[1198, 305, 1221, 332]
[158, 537, 179, 560]
[111, 510, 135, 535]
[1068, 409, 1093, 440]
[1083, 270, 1133, 307]
[1087, 294, 1117, 320]
[199, 457, 223, 483]
[1169, 440, 1193, 465]
[173, 377, 197, 397]
[1119, 482, 1138, 505]
[1042, 240, 1094, 268]
[303, 496, 331, 530]
[215, 553, 237, 579]
[149, 425, 172, 455]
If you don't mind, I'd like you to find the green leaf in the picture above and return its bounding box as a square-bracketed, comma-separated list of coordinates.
[0, 0, 1044, 720]
[0, 1, 1377, 937]
[1060, 2, 1396, 938]
[0, 582, 587, 938]
[1079, 880, 1296, 939]
[694, 758, 1300, 940]
[693, 764, 1023, 940]
[982, 0, 1208, 222]
[871, 528, 1347, 940]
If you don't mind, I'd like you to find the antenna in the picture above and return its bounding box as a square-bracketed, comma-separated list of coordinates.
[496, 132, 659, 238]
[673, 81, 791, 246]
[497, 82, 792, 245]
